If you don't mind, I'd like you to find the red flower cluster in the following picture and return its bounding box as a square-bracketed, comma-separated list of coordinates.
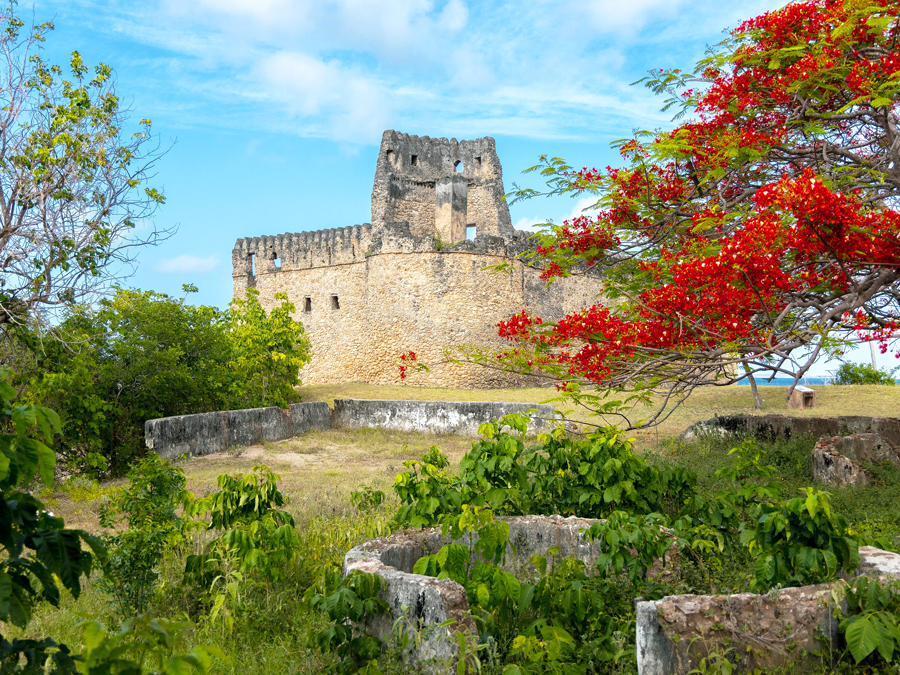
[499, 0, 900, 393]
[397, 351, 417, 381]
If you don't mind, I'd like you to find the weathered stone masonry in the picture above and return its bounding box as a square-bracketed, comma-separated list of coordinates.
[232, 130, 604, 388]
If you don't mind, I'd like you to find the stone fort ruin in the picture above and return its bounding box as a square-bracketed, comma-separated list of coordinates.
[231, 130, 604, 387]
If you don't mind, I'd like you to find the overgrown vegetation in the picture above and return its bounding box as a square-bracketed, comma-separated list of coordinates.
[10, 407, 900, 674]
[9, 286, 310, 477]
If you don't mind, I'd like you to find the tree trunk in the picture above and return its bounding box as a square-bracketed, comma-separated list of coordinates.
[743, 362, 763, 409]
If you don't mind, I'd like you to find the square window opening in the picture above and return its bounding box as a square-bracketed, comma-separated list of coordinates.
[411, 154, 418, 166]
[273, 256, 281, 269]
[475, 156, 482, 168]
[466, 224, 476, 240]
[304, 297, 312, 313]
[331, 295, 340, 310]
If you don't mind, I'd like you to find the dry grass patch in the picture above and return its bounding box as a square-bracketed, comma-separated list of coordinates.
[178, 427, 473, 525]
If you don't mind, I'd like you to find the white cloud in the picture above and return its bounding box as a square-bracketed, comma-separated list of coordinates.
[41, 0, 785, 145]
[155, 255, 220, 274]
[255, 52, 391, 142]
[574, 0, 686, 33]
[440, 0, 468, 31]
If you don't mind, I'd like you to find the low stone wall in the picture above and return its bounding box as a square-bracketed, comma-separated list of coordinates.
[636, 546, 900, 675]
[682, 414, 900, 446]
[146, 398, 557, 457]
[333, 399, 558, 436]
[145, 402, 332, 458]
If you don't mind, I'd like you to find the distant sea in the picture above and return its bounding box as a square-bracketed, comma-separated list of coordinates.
[737, 377, 900, 386]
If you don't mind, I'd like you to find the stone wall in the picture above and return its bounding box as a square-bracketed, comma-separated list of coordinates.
[146, 398, 558, 456]
[235, 233, 604, 387]
[333, 399, 559, 435]
[144, 402, 333, 458]
[682, 414, 900, 447]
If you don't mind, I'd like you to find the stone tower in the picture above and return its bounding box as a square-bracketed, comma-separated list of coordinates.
[370, 131, 513, 242]
[231, 130, 604, 388]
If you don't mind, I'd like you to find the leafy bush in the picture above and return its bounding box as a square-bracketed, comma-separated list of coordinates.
[741, 488, 859, 591]
[0, 366, 217, 673]
[392, 414, 696, 532]
[833, 362, 898, 386]
[305, 569, 390, 675]
[78, 616, 221, 675]
[183, 465, 301, 634]
[0, 370, 104, 636]
[98, 455, 189, 616]
[227, 288, 311, 409]
[23, 286, 311, 476]
[840, 576, 900, 666]
[26, 287, 238, 475]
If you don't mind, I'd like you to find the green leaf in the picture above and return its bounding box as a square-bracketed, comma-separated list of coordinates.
[844, 613, 882, 663]
[871, 97, 893, 108]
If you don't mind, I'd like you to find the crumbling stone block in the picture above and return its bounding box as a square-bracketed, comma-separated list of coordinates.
[811, 433, 900, 487]
[636, 547, 900, 675]
[343, 515, 678, 672]
[786, 385, 816, 409]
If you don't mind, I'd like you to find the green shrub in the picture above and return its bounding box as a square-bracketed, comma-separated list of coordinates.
[392, 414, 696, 532]
[24, 286, 311, 477]
[833, 362, 898, 385]
[97, 455, 189, 617]
[182, 465, 301, 635]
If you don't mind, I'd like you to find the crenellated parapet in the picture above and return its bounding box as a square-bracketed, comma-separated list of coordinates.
[232, 224, 376, 277]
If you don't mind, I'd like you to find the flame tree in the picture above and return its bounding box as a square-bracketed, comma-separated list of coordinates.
[495, 0, 900, 425]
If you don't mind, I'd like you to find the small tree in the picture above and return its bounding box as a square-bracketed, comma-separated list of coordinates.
[491, 0, 900, 426]
[227, 288, 311, 409]
[0, 5, 168, 330]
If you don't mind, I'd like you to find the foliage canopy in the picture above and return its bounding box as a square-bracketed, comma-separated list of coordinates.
[493, 0, 900, 425]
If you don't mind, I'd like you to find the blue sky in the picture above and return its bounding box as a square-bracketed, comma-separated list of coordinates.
[29, 0, 878, 376]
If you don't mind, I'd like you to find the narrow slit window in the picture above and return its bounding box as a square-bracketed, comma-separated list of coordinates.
[410, 154, 418, 166]
[304, 296, 311, 313]
[466, 224, 476, 240]
[248, 253, 255, 276]
[331, 295, 340, 310]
